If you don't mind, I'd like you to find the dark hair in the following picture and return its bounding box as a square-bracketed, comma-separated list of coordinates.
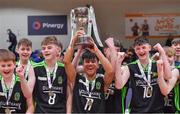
[82, 49, 98, 61]
[133, 36, 149, 47]
[7, 29, 12, 33]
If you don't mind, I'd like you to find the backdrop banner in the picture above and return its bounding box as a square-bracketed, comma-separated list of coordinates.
[125, 13, 180, 38]
[28, 15, 67, 35]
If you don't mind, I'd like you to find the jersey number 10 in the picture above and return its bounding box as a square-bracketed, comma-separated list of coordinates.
[143, 86, 153, 98]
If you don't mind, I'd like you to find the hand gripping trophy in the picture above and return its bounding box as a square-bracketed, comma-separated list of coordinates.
[70, 6, 103, 47]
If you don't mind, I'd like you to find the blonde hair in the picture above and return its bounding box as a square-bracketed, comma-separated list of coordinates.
[163, 46, 175, 57]
[41, 36, 59, 46]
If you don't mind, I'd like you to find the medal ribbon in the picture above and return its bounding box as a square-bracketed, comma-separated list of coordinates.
[137, 59, 152, 86]
[45, 62, 58, 89]
[1, 74, 16, 105]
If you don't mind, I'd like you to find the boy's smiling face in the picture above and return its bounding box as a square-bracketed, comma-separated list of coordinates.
[41, 44, 60, 61]
[172, 43, 180, 57]
[17, 45, 32, 61]
[134, 43, 151, 61]
[0, 60, 15, 78]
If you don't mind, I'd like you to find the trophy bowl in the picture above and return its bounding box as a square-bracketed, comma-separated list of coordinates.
[71, 7, 92, 47]
[76, 35, 93, 48]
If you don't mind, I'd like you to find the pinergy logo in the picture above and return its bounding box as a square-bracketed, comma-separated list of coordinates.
[32, 20, 64, 30]
[32, 21, 41, 30]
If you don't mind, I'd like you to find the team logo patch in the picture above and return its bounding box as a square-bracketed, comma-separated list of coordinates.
[96, 82, 101, 90]
[14, 92, 20, 101]
[58, 76, 63, 84]
[152, 72, 158, 77]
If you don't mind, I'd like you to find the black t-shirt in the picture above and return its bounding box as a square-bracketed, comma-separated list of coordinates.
[128, 60, 164, 113]
[0, 75, 26, 113]
[33, 61, 67, 113]
[72, 73, 105, 113]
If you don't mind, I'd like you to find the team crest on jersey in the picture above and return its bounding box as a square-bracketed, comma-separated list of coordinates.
[96, 82, 101, 90]
[58, 76, 63, 84]
[14, 92, 20, 101]
[152, 72, 158, 77]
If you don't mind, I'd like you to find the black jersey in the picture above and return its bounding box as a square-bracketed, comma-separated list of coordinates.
[164, 83, 179, 113]
[128, 60, 164, 113]
[164, 66, 180, 113]
[0, 75, 26, 113]
[173, 65, 180, 113]
[173, 83, 180, 113]
[33, 61, 67, 113]
[98, 64, 125, 113]
[73, 73, 105, 113]
[105, 81, 123, 113]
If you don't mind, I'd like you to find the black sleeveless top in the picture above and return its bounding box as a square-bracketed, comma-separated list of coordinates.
[72, 73, 105, 113]
[128, 60, 164, 113]
[98, 64, 124, 113]
[0, 75, 26, 113]
[33, 61, 67, 113]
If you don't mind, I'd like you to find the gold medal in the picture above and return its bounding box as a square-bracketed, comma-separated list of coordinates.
[5, 108, 11, 114]
[49, 91, 54, 96]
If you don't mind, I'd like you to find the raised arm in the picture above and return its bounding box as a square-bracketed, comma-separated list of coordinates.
[27, 65, 35, 93]
[154, 43, 172, 80]
[157, 59, 179, 96]
[115, 52, 130, 89]
[16, 65, 32, 99]
[87, 38, 113, 90]
[72, 46, 84, 73]
[72, 46, 83, 67]
[26, 97, 34, 114]
[64, 30, 84, 83]
[66, 83, 73, 113]
[105, 38, 117, 73]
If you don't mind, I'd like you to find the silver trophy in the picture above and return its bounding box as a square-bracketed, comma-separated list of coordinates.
[71, 6, 103, 47]
[71, 7, 92, 46]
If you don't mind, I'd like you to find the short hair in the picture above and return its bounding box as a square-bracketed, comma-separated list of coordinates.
[171, 38, 180, 45]
[41, 36, 59, 46]
[133, 36, 149, 47]
[82, 49, 98, 62]
[17, 38, 32, 48]
[103, 38, 123, 49]
[58, 41, 63, 49]
[163, 46, 175, 57]
[0, 49, 16, 62]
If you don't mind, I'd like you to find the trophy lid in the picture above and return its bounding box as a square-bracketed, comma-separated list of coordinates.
[74, 7, 89, 17]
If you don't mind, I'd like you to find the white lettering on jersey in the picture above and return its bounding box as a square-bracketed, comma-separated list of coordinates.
[38, 76, 47, 81]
